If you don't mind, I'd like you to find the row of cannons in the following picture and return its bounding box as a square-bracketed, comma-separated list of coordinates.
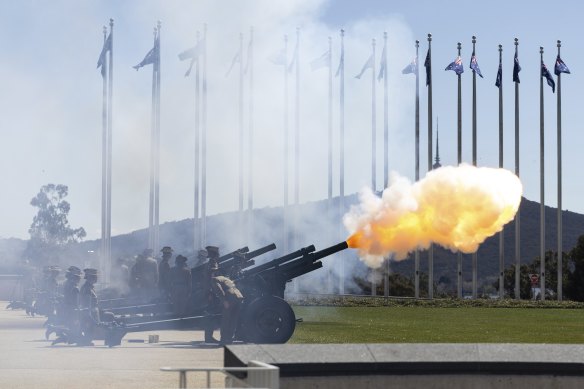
[10, 241, 349, 347]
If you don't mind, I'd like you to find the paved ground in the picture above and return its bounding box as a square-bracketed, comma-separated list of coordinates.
[0, 302, 224, 388]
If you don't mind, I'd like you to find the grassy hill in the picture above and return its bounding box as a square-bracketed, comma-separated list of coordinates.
[4, 194, 584, 292]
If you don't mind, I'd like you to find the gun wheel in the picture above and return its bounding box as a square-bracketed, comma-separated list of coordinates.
[239, 296, 296, 344]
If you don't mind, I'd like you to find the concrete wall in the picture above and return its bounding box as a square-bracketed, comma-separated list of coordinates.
[282, 375, 584, 389]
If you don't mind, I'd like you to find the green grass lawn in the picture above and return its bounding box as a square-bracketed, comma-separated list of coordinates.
[290, 306, 584, 343]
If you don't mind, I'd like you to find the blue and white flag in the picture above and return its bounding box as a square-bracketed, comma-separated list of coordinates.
[513, 51, 521, 83]
[445, 56, 464, 75]
[355, 53, 374, 79]
[495, 63, 502, 88]
[134, 34, 159, 71]
[541, 62, 555, 93]
[554, 55, 570, 76]
[470, 51, 483, 78]
[424, 49, 431, 85]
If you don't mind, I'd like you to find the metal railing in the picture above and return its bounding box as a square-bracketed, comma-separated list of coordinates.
[161, 360, 279, 389]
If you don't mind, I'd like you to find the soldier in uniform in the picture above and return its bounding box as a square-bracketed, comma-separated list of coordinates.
[203, 246, 221, 343]
[209, 263, 244, 345]
[169, 254, 192, 316]
[130, 249, 159, 300]
[158, 246, 173, 300]
[61, 266, 82, 325]
[78, 268, 99, 346]
[51, 266, 82, 344]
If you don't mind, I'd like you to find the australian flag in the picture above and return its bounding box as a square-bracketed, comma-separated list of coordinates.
[134, 33, 160, 71]
[445, 56, 464, 75]
[424, 49, 431, 86]
[495, 63, 502, 88]
[513, 51, 521, 83]
[541, 62, 555, 93]
[470, 51, 483, 78]
[97, 32, 112, 78]
[402, 57, 417, 75]
[554, 55, 571, 76]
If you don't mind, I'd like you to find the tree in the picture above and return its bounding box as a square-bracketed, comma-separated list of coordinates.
[566, 235, 584, 301]
[24, 184, 86, 265]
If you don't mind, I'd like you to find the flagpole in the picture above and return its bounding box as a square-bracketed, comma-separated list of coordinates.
[414, 39, 420, 299]
[383, 32, 389, 299]
[148, 26, 157, 250]
[106, 18, 114, 283]
[557, 40, 563, 301]
[327, 36, 333, 206]
[327, 36, 333, 294]
[283, 35, 289, 255]
[100, 25, 107, 282]
[201, 23, 208, 247]
[498, 44, 505, 299]
[539, 46, 546, 301]
[456, 41, 463, 299]
[471, 36, 478, 299]
[248, 27, 254, 243]
[238, 32, 244, 244]
[514, 38, 521, 300]
[294, 27, 300, 266]
[370, 39, 377, 193]
[371, 37, 377, 296]
[154, 20, 161, 254]
[339, 29, 345, 294]
[427, 33, 434, 299]
[194, 31, 201, 254]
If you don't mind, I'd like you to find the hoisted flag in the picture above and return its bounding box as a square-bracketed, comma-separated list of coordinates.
[402, 57, 417, 75]
[445, 56, 464, 75]
[495, 63, 502, 88]
[97, 33, 112, 77]
[513, 51, 521, 83]
[377, 45, 386, 81]
[134, 34, 159, 71]
[424, 49, 431, 85]
[470, 51, 483, 78]
[178, 40, 204, 77]
[355, 54, 374, 79]
[554, 55, 571, 75]
[541, 62, 555, 93]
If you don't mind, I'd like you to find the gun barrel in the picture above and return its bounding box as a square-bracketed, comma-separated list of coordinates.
[312, 241, 349, 261]
[218, 246, 250, 264]
[243, 245, 316, 276]
[244, 243, 277, 260]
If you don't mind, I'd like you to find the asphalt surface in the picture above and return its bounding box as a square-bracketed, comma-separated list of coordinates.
[0, 302, 224, 388]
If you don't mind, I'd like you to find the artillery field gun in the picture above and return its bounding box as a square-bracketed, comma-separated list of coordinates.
[87, 240, 349, 347]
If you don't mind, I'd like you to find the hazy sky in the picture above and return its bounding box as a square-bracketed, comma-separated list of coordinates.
[0, 0, 582, 240]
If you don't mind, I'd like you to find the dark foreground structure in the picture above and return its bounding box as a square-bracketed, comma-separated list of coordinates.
[225, 343, 584, 389]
